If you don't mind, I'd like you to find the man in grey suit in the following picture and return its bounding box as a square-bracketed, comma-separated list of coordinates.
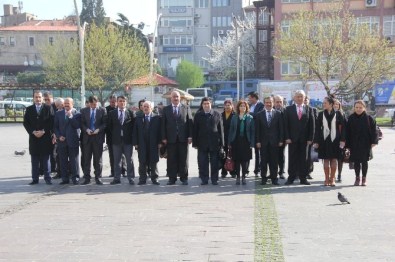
[248, 91, 264, 177]
[54, 98, 81, 185]
[133, 101, 161, 185]
[255, 96, 284, 185]
[108, 95, 136, 185]
[161, 91, 193, 185]
[80, 95, 107, 185]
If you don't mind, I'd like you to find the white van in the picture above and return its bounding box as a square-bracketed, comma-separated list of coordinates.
[186, 88, 213, 107]
[0, 101, 31, 117]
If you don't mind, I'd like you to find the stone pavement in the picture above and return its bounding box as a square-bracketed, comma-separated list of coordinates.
[0, 123, 394, 261]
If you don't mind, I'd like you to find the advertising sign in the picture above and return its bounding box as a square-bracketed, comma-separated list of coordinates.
[375, 82, 395, 105]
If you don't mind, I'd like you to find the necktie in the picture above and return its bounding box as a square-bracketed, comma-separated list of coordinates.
[36, 105, 40, 114]
[119, 110, 124, 125]
[145, 115, 149, 123]
[173, 106, 178, 117]
[90, 109, 95, 130]
[267, 111, 272, 126]
[298, 105, 302, 120]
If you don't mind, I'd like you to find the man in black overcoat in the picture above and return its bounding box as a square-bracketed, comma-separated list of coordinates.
[23, 91, 54, 185]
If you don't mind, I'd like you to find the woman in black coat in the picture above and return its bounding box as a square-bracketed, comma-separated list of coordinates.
[228, 100, 255, 185]
[220, 100, 236, 178]
[346, 100, 378, 186]
[313, 97, 346, 186]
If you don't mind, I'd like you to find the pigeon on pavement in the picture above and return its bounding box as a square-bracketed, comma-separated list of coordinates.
[14, 150, 26, 156]
[338, 192, 350, 204]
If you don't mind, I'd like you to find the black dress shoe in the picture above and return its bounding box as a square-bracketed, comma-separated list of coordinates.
[260, 180, 267, 185]
[300, 180, 311, 185]
[122, 173, 127, 177]
[52, 174, 61, 179]
[138, 180, 146, 185]
[151, 180, 160, 185]
[129, 179, 135, 185]
[279, 174, 285, 179]
[95, 179, 103, 185]
[59, 181, 70, 185]
[221, 173, 227, 178]
[167, 180, 176, 185]
[110, 180, 121, 185]
[181, 181, 188, 185]
[72, 180, 79, 185]
[306, 174, 313, 180]
[212, 181, 218, 185]
[272, 181, 280, 185]
[45, 180, 52, 185]
[201, 181, 208, 185]
[285, 180, 294, 185]
[109, 174, 114, 178]
[242, 178, 246, 185]
[81, 179, 91, 185]
[29, 181, 38, 185]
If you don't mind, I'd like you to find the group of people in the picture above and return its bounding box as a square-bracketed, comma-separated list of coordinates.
[23, 89, 378, 187]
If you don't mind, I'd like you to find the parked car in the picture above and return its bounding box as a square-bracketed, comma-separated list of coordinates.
[0, 101, 31, 117]
[214, 95, 233, 108]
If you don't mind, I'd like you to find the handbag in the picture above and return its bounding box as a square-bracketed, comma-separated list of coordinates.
[340, 148, 350, 163]
[224, 148, 235, 172]
[310, 148, 319, 162]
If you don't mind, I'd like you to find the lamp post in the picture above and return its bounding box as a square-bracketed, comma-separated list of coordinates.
[150, 13, 162, 101]
[73, 0, 87, 108]
[233, 16, 240, 101]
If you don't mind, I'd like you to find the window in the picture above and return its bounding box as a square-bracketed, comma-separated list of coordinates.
[356, 16, 380, 34]
[28, 37, 35, 46]
[384, 15, 395, 37]
[213, 0, 229, 7]
[9, 36, 16, 46]
[281, 61, 303, 76]
[160, 0, 193, 8]
[49, 37, 54, 45]
[196, 0, 208, 8]
[0, 36, 5, 45]
[281, 20, 291, 34]
[162, 35, 193, 46]
[212, 17, 217, 27]
[162, 17, 193, 27]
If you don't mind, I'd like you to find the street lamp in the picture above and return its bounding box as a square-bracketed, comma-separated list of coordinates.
[73, 0, 87, 108]
[233, 16, 240, 101]
[150, 13, 162, 101]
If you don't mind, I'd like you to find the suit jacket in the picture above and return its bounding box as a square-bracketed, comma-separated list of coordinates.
[284, 104, 315, 143]
[192, 109, 224, 150]
[23, 104, 54, 155]
[161, 103, 193, 143]
[80, 106, 107, 144]
[249, 101, 264, 118]
[133, 113, 161, 163]
[105, 105, 117, 144]
[54, 109, 81, 148]
[107, 108, 135, 145]
[255, 109, 284, 147]
[228, 114, 255, 147]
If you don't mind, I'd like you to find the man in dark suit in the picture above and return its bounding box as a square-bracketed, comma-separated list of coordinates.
[133, 101, 161, 185]
[23, 91, 54, 185]
[107, 95, 136, 185]
[193, 97, 224, 185]
[80, 95, 107, 185]
[43, 92, 57, 176]
[248, 91, 264, 177]
[161, 91, 193, 185]
[304, 95, 318, 180]
[51, 98, 65, 180]
[255, 96, 284, 185]
[80, 100, 89, 177]
[54, 98, 81, 185]
[284, 90, 315, 185]
[273, 95, 286, 179]
[105, 95, 126, 178]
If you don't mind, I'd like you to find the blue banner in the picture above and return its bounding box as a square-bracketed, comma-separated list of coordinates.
[375, 82, 395, 105]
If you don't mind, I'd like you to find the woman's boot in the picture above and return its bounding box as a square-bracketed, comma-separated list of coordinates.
[236, 175, 240, 185]
[361, 177, 367, 186]
[242, 174, 246, 185]
[354, 176, 360, 186]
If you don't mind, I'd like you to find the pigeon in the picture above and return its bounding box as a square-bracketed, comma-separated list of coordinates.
[14, 150, 26, 156]
[338, 192, 350, 204]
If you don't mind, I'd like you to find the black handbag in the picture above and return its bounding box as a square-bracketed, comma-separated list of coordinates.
[224, 148, 234, 172]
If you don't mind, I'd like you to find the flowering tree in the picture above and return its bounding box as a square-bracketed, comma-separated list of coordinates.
[205, 15, 257, 80]
[276, 1, 395, 99]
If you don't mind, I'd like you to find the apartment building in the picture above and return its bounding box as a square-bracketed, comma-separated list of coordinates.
[274, 0, 395, 80]
[157, 0, 252, 77]
[0, 4, 78, 76]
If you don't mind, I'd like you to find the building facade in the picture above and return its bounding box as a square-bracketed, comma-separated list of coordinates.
[0, 4, 78, 79]
[274, 0, 395, 80]
[157, 0, 252, 77]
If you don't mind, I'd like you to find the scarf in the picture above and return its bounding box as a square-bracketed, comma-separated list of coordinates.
[323, 111, 336, 142]
[239, 114, 247, 136]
